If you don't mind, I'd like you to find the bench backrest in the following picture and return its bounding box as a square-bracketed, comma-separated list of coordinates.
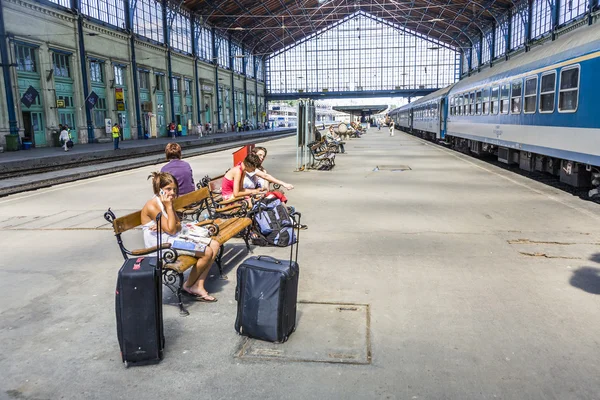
[112, 187, 211, 234]
[208, 175, 224, 194]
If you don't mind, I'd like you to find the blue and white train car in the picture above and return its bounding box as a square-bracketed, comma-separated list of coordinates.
[446, 23, 600, 187]
[409, 85, 455, 140]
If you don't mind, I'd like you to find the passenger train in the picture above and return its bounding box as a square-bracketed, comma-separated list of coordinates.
[388, 23, 600, 189]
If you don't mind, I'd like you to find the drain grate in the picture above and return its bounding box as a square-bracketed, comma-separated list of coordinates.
[373, 165, 411, 172]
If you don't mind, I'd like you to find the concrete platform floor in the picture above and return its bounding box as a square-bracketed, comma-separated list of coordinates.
[1, 128, 600, 400]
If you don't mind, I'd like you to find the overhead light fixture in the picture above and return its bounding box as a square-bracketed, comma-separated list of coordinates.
[428, 46, 440, 50]
[231, 27, 244, 30]
[427, 18, 444, 22]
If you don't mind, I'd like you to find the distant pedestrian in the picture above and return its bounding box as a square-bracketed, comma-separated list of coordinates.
[59, 125, 70, 152]
[389, 120, 395, 137]
[112, 123, 120, 150]
[168, 122, 176, 138]
[177, 122, 183, 137]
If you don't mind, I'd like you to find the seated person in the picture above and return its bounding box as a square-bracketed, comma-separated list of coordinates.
[160, 143, 195, 195]
[221, 153, 266, 200]
[141, 172, 221, 302]
[326, 126, 345, 154]
[244, 146, 294, 190]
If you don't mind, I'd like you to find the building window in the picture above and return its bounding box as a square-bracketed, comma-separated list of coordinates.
[539, 72, 556, 113]
[169, 6, 191, 53]
[491, 86, 499, 114]
[133, 0, 164, 43]
[138, 70, 150, 90]
[90, 61, 104, 83]
[511, 8, 526, 50]
[500, 84, 510, 114]
[558, 66, 579, 112]
[155, 74, 164, 91]
[524, 76, 537, 114]
[184, 80, 192, 96]
[531, 0, 552, 39]
[15, 45, 37, 73]
[53, 53, 71, 78]
[494, 21, 506, 58]
[511, 80, 522, 114]
[172, 77, 180, 93]
[81, 0, 126, 28]
[94, 97, 107, 127]
[48, 0, 70, 7]
[114, 65, 125, 86]
[559, 0, 587, 25]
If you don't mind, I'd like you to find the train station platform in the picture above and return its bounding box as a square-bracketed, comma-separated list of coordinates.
[0, 128, 294, 197]
[1, 128, 600, 399]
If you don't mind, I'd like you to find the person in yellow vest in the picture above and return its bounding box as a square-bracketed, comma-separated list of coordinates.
[237, 120, 242, 132]
[177, 122, 183, 137]
[112, 123, 120, 150]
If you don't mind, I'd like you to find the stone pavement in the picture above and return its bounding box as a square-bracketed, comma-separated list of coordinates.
[1, 128, 600, 399]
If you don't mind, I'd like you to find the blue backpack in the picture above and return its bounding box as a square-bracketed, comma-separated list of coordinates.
[251, 198, 297, 247]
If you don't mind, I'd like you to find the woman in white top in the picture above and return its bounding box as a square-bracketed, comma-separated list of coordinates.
[141, 172, 220, 302]
[59, 125, 70, 151]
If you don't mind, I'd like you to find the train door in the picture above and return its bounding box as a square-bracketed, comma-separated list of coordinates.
[408, 109, 413, 132]
[439, 98, 446, 139]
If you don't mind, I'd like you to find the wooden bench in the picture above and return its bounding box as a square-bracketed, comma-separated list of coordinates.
[104, 186, 252, 316]
[307, 141, 335, 170]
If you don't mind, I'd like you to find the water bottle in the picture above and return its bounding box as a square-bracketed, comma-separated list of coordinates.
[196, 212, 210, 222]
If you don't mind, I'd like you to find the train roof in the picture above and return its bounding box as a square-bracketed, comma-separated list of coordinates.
[450, 23, 600, 94]
[388, 84, 455, 114]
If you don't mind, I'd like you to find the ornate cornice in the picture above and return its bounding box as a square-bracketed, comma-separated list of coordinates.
[83, 21, 129, 41]
[5, 0, 74, 23]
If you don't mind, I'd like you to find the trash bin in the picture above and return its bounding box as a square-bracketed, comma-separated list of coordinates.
[4, 135, 20, 151]
[232, 144, 255, 166]
[52, 130, 61, 147]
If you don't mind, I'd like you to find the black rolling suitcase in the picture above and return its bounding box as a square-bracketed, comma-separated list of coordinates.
[115, 214, 165, 367]
[235, 213, 301, 342]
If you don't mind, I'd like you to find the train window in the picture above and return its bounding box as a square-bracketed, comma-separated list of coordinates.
[500, 85, 509, 114]
[524, 76, 538, 114]
[558, 65, 579, 112]
[482, 88, 490, 115]
[475, 90, 482, 115]
[491, 86, 499, 114]
[511, 80, 522, 114]
[463, 94, 468, 115]
[540, 71, 556, 113]
[469, 92, 475, 115]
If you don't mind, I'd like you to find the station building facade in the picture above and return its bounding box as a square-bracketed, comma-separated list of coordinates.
[0, 0, 266, 148]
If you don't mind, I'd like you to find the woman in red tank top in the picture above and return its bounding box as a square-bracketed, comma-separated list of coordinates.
[221, 153, 265, 200]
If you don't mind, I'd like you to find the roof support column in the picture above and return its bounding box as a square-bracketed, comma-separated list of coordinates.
[525, 1, 532, 52]
[254, 57, 258, 128]
[124, 0, 143, 139]
[242, 44, 248, 122]
[477, 33, 483, 70]
[551, 0, 560, 40]
[229, 35, 235, 129]
[467, 47, 472, 75]
[0, 0, 19, 137]
[163, 0, 175, 126]
[191, 15, 202, 125]
[212, 27, 220, 131]
[490, 23, 496, 67]
[73, 0, 95, 143]
[506, 8, 512, 59]
[589, 0, 597, 24]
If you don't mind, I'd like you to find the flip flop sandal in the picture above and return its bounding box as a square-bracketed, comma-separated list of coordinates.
[182, 289, 218, 302]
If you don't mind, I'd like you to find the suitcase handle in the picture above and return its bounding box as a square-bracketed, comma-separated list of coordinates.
[256, 256, 281, 264]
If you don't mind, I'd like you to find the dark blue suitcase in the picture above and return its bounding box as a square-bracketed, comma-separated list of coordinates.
[235, 214, 301, 342]
[115, 213, 165, 367]
[115, 256, 164, 367]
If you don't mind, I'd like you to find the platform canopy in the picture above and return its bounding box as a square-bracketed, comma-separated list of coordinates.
[190, 0, 512, 54]
[333, 105, 389, 115]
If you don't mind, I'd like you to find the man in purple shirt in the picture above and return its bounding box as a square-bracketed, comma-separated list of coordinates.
[160, 143, 195, 195]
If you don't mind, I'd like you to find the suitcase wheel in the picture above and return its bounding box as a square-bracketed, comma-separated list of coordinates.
[124, 361, 129, 369]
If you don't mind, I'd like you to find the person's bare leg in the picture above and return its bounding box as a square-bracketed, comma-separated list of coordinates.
[183, 241, 221, 300]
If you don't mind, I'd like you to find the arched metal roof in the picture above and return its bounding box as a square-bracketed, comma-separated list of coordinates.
[189, 0, 514, 55]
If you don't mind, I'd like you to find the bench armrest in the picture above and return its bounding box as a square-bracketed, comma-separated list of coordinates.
[195, 220, 220, 236]
[130, 242, 172, 255]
